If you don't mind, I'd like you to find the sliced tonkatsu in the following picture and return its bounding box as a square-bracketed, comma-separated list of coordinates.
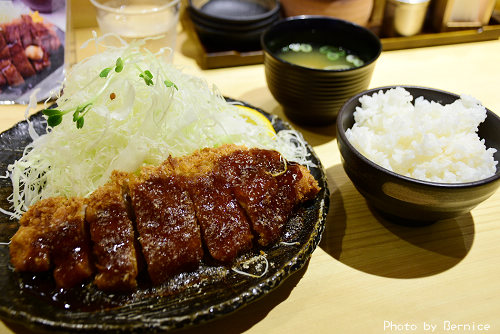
[217, 147, 320, 246]
[128, 163, 204, 285]
[169, 146, 254, 263]
[9, 145, 321, 291]
[10, 197, 93, 289]
[86, 171, 141, 292]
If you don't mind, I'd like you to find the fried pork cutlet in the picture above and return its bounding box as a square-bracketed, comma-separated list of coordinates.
[128, 164, 204, 285]
[217, 147, 320, 246]
[10, 145, 321, 291]
[169, 146, 254, 263]
[10, 197, 93, 289]
[86, 171, 140, 292]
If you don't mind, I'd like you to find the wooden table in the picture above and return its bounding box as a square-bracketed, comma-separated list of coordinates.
[1, 26, 500, 334]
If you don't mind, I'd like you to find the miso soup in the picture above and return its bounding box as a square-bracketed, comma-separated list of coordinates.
[277, 43, 365, 70]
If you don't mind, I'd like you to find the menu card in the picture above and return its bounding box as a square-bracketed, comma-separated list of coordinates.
[0, 0, 66, 105]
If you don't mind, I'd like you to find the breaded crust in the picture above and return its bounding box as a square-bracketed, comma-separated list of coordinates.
[129, 163, 204, 284]
[10, 145, 320, 289]
[10, 196, 93, 288]
[170, 145, 254, 263]
[86, 171, 140, 292]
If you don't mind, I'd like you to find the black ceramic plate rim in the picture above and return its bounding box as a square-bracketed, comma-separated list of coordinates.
[188, 0, 280, 24]
[0, 99, 329, 333]
[261, 15, 382, 73]
[337, 85, 500, 188]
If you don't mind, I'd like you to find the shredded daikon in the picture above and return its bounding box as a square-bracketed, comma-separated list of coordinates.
[5, 35, 312, 219]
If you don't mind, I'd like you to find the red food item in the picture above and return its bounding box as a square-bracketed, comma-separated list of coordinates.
[0, 59, 24, 86]
[0, 72, 6, 87]
[0, 33, 10, 60]
[0, 14, 61, 88]
[2, 21, 21, 44]
[8, 42, 36, 78]
[19, 15, 34, 47]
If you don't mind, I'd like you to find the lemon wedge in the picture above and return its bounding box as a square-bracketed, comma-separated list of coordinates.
[234, 105, 276, 137]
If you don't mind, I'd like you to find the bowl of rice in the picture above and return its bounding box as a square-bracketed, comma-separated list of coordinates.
[336, 85, 500, 224]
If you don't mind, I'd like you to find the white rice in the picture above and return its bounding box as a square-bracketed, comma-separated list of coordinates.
[345, 87, 498, 183]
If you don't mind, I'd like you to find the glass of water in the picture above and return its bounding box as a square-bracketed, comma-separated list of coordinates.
[90, 0, 180, 59]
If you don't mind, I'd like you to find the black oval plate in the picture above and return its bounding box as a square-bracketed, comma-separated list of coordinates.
[0, 99, 329, 333]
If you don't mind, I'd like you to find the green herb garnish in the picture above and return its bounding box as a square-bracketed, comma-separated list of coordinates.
[42, 102, 93, 129]
[45, 111, 63, 127]
[99, 67, 112, 78]
[100, 57, 124, 78]
[164, 79, 178, 90]
[72, 103, 93, 129]
[45, 57, 179, 129]
[115, 57, 124, 73]
[139, 70, 154, 86]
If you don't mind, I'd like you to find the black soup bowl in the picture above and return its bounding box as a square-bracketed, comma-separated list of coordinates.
[337, 86, 500, 225]
[261, 15, 381, 126]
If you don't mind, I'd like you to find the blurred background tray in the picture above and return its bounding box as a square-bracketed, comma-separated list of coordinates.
[381, 19, 500, 50]
[186, 20, 500, 69]
[182, 0, 500, 69]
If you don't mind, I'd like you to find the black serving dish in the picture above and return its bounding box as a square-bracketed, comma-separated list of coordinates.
[188, 0, 280, 52]
[261, 15, 381, 126]
[336, 85, 500, 225]
[0, 99, 329, 332]
[189, 0, 280, 24]
[189, 17, 273, 51]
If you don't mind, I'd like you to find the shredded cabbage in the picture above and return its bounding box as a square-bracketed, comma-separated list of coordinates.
[5, 34, 312, 219]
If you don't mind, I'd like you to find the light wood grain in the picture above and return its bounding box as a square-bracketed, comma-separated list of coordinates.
[0, 23, 499, 334]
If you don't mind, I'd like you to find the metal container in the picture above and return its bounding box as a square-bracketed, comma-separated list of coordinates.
[382, 0, 430, 37]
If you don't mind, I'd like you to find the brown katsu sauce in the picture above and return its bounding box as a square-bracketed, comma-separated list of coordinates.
[217, 149, 302, 246]
[182, 171, 254, 263]
[10, 144, 321, 300]
[10, 197, 93, 289]
[86, 171, 140, 292]
[50, 207, 93, 289]
[129, 169, 204, 285]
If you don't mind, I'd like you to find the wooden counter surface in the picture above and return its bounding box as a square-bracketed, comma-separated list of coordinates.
[1, 25, 499, 334]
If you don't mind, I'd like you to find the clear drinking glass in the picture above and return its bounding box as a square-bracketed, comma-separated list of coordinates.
[90, 0, 180, 58]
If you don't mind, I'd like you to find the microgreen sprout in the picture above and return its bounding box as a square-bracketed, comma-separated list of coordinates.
[99, 67, 111, 78]
[72, 102, 92, 129]
[139, 69, 154, 86]
[42, 101, 93, 129]
[115, 57, 124, 72]
[99, 57, 124, 78]
[164, 79, 178, 90]
[42, 108, 63, 127]
[44, 56, 179, 129]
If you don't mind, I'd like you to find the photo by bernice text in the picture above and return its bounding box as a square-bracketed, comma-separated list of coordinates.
[383, 321, 492, 332]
